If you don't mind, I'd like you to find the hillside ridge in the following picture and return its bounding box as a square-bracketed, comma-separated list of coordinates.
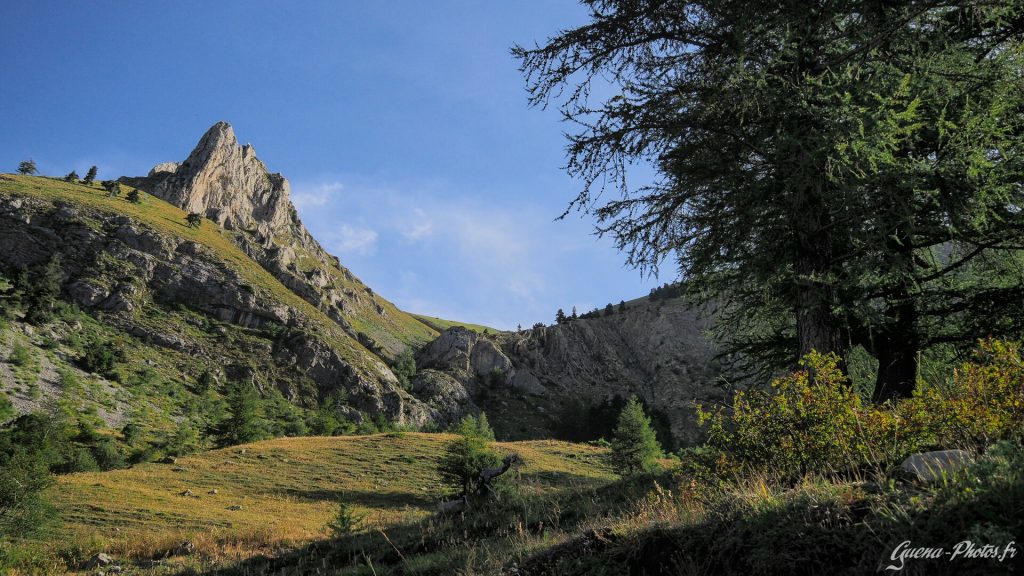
[0, 174, 455, 428]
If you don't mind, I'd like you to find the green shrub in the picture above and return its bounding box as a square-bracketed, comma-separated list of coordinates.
[261, 320, 285, 340]
[125, 367, 158, 389]
[610, 396, 663, 476]
[57, 447, 99, 474]
[391, 350, 416, 390]
[913, 339, 1024, 449]
[0, 413, 76, 473]
[328, 500, 364, 537]
[76, 340, 124, 377]
[56, 366, 81, 391]
[129, 445, 160, 465]
[307, 408, 354, 436]
[91, 439, 126, 471]
[354, 419, 380, 435]
[121, 420, 146, 447]
[263, 391, 309, 437]
[697, 351, 912, 480]
[0, 393, 13, 422]
[0, 451, 54, 539]
[487, 366, 505, 386]
[214, 381, 268, 447]
[162, 422, 202, 456]
[196, 369, 215, 393]
[450, 412, 496, 441]
[23, 255, 62, 325]
[695, 340, 1024, 482]
[438, 429, 503, 496]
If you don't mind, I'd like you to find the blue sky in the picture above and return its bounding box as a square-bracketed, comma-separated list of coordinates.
[0, 1, 662, 329]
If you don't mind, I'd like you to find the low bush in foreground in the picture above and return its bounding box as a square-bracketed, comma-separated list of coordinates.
[695, 339, 1024, 482]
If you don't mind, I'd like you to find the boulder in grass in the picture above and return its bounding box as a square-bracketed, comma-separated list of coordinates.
[900, 450, 974, 483]
[88, 553, 112, 568]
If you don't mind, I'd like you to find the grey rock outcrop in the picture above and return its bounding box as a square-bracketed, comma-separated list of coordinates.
[88, 553, 112, 568]
[148, 162, 180, 177]
[418, 299, 726, 446]
[410, 369, 478, 428]
[900, 450, 974, 483]
[418, 327, 513, 380]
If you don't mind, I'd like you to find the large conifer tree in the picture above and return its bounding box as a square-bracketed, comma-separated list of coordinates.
[516, 1, 1024, 399]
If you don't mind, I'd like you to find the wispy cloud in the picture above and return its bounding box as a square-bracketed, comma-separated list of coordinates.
[441, 207, 545, 301]
[293, 181, 343, 209]
[402, 208, 434, 240]
[325, 224, 379, 256]
[289, 174, 648, 329]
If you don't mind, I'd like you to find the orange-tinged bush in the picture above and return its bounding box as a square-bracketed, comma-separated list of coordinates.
[695, 339, 1024, 481]
[697, 351, 873, 479]
[915, 339, 1024, 449]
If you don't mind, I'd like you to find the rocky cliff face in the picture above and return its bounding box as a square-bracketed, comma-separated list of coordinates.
[415, 298, 729, 447]
[124, 122, 435, 360]
[0, 188, 450, 426]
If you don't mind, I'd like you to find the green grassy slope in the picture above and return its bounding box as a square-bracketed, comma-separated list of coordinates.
[14, 431, 1021, 576]
[411, 314, 501, 335]
[26, 434, 613, 572]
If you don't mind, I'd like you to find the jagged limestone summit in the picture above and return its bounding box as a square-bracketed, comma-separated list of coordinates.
[124, 122, 435, 359]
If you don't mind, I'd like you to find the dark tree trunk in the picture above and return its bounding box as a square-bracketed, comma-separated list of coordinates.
[792, 174, 846, 372]
[872, 340, 918, 402]
[871, 290, 919, 402]
[871, 202, 920, 402]
[794, 272, 844, 360]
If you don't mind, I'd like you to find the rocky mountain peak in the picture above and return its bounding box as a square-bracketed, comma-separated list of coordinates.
[122, 122, 437, 362]
[141, 121, 295, 232]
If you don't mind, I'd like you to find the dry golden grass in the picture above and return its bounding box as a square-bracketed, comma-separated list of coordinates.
[40, 434, 612, 568]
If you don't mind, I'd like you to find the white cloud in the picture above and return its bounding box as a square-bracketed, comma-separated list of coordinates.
[288, 173, 631, 329]
[326, 224, 379, 256]
[293, 181, 343, 209]
[402, 208, 434, 240]
[442, 208, 545, 300]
